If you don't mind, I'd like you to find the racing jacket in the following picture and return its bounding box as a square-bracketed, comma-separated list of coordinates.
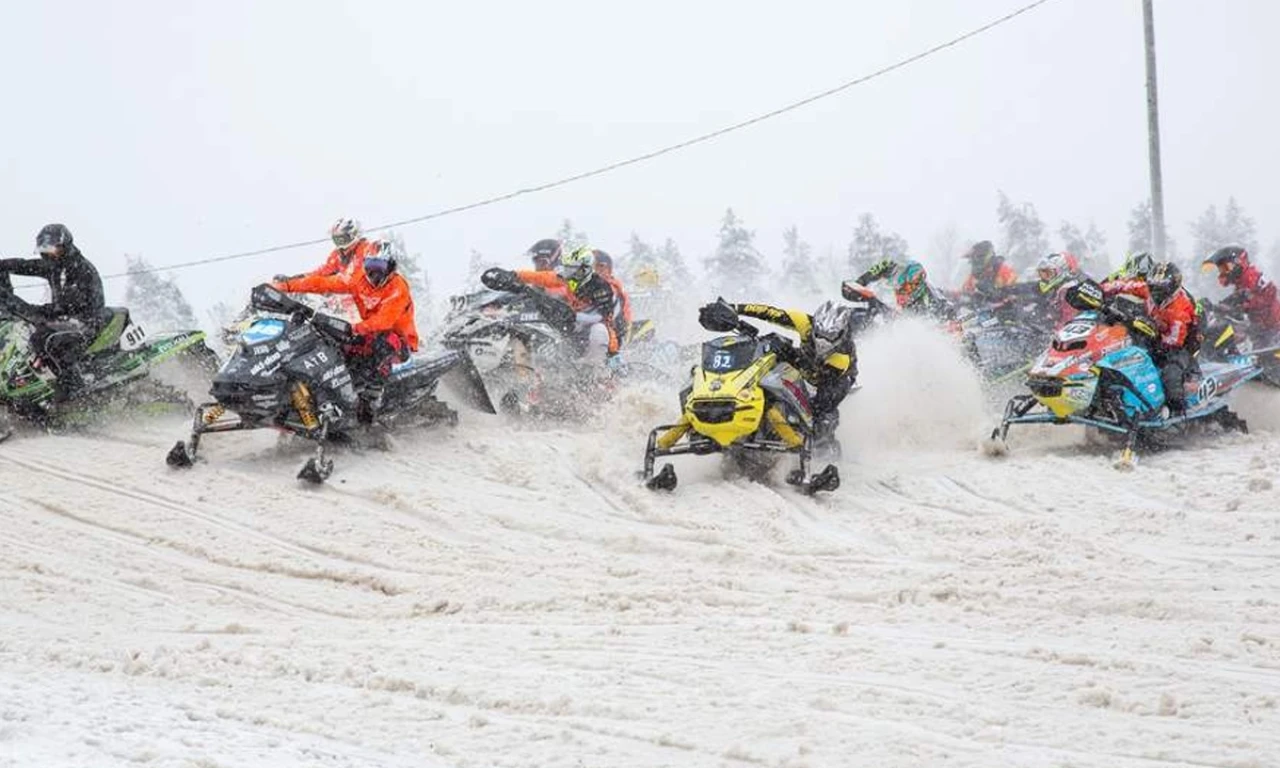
[733, 303, 856, 386]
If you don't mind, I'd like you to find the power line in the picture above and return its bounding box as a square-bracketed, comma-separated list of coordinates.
[15, 0, 1057, 291]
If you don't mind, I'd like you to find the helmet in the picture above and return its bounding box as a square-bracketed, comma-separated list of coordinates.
[36, 223, 73, 257]
[1116, 251, 1155, 280]
[1036, 253, 1070, 294]
[557, 245, 595, 293]
[1148, 261, 1182, 305]
[964, 241, 996, 269]
[892, 261, 929, 308]
[528, 238, 563, 271]
[1203, 245, 1249, 287]
[330, 218, 363, 251]
[811, 300, 854, 358]
[364, 238, 400, 287]
[633, 264, 661, 290]
[592, 249, 614, 276]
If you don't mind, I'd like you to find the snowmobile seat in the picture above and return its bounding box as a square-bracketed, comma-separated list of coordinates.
[86, 307, 131, 355]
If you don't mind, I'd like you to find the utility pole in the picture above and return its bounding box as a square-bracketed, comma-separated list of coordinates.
[1142, 0, 1166, 259]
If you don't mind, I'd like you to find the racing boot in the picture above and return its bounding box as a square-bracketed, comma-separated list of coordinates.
[812, 411, 843, 461]
[357, 383, 384, 426]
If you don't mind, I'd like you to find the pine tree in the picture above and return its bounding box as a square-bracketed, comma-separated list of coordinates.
[928, 223, 962, 288]
[1220, 197, 1258, 253]
[1190, 205, 1223, 260]
[1127, 199, 1154, 255]
[1126, 198, 1176, 266]
[556, 219, 590, 251]
[847, 213, 908, 273]
[1059, 221, 1108, 275]
[384, 234, 432, 328]
[624, 232, 657, 278]
[996, 191, 1048, 271]
[124, 256, 198, 331]
[657, 238, 691, 284]
[465, 249, 495, 286]
[779, 225, 819, 299]
[704, 208, 767, 298]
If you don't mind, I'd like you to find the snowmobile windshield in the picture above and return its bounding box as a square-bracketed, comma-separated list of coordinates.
[240, 318, 286, 345]
[702, 340, 758, 373]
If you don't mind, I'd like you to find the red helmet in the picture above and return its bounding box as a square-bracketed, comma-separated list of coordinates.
[1203, 246, 1249, 287]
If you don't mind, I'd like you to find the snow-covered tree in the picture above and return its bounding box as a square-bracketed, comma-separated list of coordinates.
[704, 208, 767, 298]
[924, 223, 962, 288]
[847, 213, 908, 274]
[657, 237, 691, 284]
[779, 225, 820, 299]
[996, 191, 1048, 271]
[623, 232, 656, 277]
[465, 249, 495, 286]
[1059, 221, 1108, 276]
[556, 219, 590, 251]
[1190, 198, 1256, 261]
[1128, 199, 1154, 255]
[1221, 197, 1258, 254]
[124, 256, 198, 331]
[1126, 198, 1177, 268]
[385, 230, 433, 327]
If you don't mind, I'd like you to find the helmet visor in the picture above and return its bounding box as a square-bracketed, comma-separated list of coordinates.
[37, 243, 61, 257]
[364, 256, 391, 286]
[332, 230, 358, 249]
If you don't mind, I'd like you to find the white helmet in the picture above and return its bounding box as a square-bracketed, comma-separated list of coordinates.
[812, 300, 854, 358]
[329, 217, 363, 250]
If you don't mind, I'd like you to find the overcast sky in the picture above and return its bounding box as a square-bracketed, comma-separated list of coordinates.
[3, 0, 1277, 314]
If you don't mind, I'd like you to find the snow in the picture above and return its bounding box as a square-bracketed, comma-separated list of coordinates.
[2, 322, 1279, 767]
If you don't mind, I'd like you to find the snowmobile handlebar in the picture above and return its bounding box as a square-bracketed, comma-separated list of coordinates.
[249, 283, 353, 343]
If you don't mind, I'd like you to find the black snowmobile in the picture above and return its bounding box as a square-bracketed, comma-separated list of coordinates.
[166, 284, 493, 483]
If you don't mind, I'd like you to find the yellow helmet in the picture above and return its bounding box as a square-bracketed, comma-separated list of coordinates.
[633, 264, 661, 290]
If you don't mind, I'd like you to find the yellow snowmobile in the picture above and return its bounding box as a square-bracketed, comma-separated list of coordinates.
[641, 302, 839, 494]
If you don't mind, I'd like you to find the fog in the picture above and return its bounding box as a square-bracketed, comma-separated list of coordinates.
[3, 0, 1277, 315]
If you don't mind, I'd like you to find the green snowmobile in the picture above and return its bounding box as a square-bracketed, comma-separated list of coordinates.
[0, 274, 216, 440]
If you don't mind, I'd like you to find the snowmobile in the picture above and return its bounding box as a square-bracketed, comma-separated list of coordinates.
[0, 274, 215, 441]
[166, 284, 491, 483]
[1199, 298, 1280, 388]
[641, 300, 840, 495]
[955, 297, 1050, 384]
[442, 277, 665, 418]
[990, 284, 1260, 467]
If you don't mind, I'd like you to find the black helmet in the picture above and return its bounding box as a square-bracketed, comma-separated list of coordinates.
[1203, 245, 1248, 287]
[965, 240, 995, 266]
[528, 238, 563, 271]
[1148, 261, 1182, 305]
[592, 249, 613, 273]
[36, 223, 73, 257]
[364, 239, 401, 287]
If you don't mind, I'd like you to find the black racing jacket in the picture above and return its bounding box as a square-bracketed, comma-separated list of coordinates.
[0, 246, 106, 328]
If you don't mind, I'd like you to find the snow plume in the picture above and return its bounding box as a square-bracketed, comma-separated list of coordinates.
[844, 317, 987, 455]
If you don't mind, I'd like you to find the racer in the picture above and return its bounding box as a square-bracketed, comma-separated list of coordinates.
[0, 224, 105, 399]
[1202, 246, 1280, 343]
[698, 298, 858, 452]
[273, 238, 418, 423]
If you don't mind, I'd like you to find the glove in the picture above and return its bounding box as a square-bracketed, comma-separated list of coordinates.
[480, 267, 519, 291]
[867, 258, 896, 279]
[290, 304, 315, 325]
[698, 299, 740, 333]
[1128, 316, 1159, 340]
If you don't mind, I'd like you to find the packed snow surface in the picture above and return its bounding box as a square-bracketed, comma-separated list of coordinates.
[2, 321, 1279, 767]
